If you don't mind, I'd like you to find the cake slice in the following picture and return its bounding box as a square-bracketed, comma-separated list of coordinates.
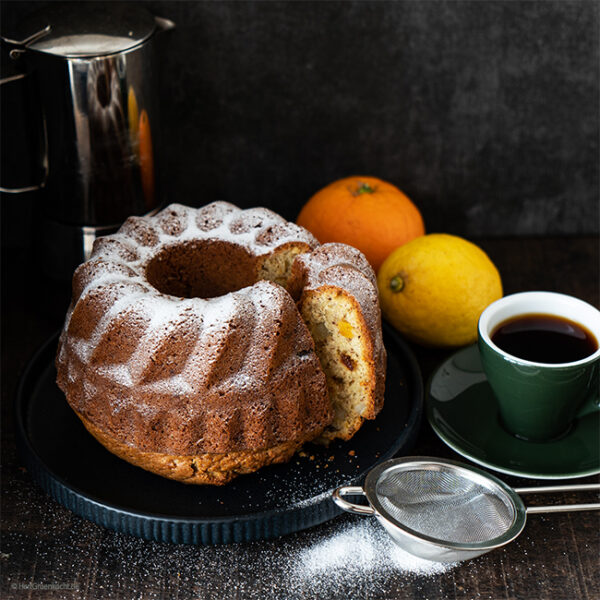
[289, 243, 386, 442]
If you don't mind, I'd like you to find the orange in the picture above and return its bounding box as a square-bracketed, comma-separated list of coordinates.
[297, 176, 425, 271]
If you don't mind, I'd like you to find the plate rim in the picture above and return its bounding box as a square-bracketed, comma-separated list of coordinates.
[426, 344, 600, 481]
[15, 323, 424, 540]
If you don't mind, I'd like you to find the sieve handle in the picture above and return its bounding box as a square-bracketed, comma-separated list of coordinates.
[515, 483, 600, 514]
[525, 503, 600, 514]
[332, 486, 375, 515]
[515, 483, 600, 494]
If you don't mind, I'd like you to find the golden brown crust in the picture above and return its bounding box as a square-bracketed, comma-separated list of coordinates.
[56, 283, 332, 457]
[76, 409, 302, 485]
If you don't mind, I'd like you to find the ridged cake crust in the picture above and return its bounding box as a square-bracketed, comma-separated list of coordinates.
[75, 409, 301, 485]
[289, 243, 387, 442]
[56, 202, 332, 484]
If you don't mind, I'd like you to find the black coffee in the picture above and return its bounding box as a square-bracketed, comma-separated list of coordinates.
[491, 313, 598, 363]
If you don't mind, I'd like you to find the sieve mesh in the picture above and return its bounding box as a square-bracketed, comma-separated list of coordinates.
[375, 467, 517, 544]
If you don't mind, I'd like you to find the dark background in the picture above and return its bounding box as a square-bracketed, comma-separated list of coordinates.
[1, 0, 598, 250]
[1, 5, 599, 598]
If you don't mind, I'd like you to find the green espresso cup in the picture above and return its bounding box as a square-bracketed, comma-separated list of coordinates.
[478, 291, 600, 442]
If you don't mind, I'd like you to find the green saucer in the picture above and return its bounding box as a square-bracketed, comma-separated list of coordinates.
[427, 345, 600, 480]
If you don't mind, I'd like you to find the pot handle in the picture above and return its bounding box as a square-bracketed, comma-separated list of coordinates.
[332, 485, 375, 515]
[2, 25, 52, 59]
[0, 34, 49, 194]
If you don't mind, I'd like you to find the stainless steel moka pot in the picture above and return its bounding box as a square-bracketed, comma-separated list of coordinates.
[1, 2, 174, 279]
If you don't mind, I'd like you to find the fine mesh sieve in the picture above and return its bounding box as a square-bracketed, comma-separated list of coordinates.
[332, 457, 600, 563]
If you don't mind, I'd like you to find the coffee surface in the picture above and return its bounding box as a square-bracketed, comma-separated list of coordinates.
[491, 313, 597, 364]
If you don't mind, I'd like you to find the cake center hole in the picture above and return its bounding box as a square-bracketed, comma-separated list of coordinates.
[145, 240, 257, 298]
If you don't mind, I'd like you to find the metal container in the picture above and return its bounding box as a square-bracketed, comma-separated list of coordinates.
[1, 2, 174, 278]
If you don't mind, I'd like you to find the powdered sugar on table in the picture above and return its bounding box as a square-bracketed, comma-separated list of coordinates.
[293, 518, 457, 585]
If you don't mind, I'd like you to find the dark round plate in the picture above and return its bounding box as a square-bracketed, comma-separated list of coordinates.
[15, 323, 423, 545]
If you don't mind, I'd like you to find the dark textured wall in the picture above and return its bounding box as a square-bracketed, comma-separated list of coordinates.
[2, 1, 598, 238]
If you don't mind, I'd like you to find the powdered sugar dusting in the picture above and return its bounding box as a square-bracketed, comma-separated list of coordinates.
[102, 202, 318, 261]
[301, 242, 376, 284]
[62, 201, 318, 386]
[4, 473, 460, 600]
[294, 519, 457, 583]
[97, 364, 133, 388]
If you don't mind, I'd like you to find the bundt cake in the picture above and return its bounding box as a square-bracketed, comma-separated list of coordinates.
[288, 243, 386, 442]
[56, 202, 386, 485]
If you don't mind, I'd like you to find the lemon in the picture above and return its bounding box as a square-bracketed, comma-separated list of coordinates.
[377, 234, 503, 347]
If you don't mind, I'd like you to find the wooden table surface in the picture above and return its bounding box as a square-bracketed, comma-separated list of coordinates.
[2, 236, 599, 600]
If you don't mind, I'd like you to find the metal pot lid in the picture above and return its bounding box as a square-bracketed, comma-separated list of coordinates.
[8, 2, 159, 58]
